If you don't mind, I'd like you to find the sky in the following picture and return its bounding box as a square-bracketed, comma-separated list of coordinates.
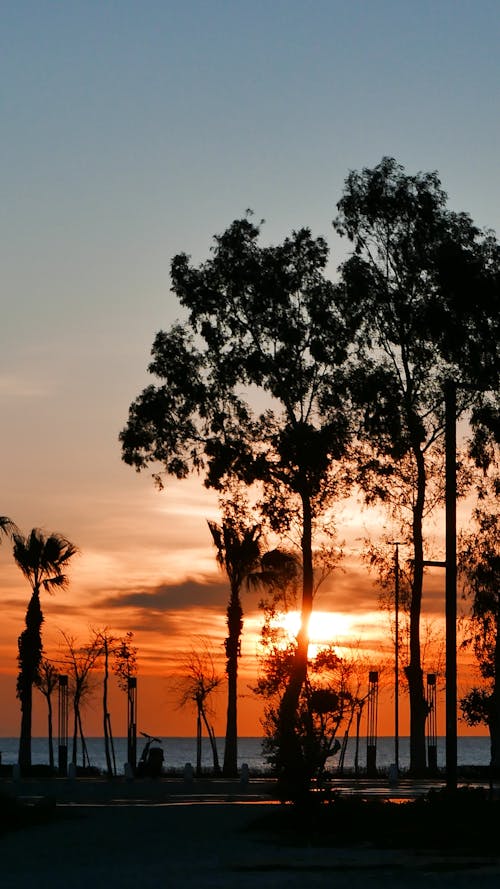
[1, 1, 499, 744]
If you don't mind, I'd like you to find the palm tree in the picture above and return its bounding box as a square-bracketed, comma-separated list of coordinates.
[208, 518, 262, 778]
[13, 528, 77, 772]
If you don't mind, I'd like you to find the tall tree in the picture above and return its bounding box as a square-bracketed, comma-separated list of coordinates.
[36, 658, 59, 770]
[459, 499, 500, 769]
[97, 629, 117, 778]
[61, 630, 103, 768]
[113, 631, 138, 769]
[120, 218, 354, 792]
[177, 643, 222, 776]
[208, 510, 262, 777]
[13, 529, 77, 771]
[333, 156, 499, 772]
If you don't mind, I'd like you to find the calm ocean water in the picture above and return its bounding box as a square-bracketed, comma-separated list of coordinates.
[0, 736, 491, 774]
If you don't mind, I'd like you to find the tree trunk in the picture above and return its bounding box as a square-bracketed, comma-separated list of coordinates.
[18, 690, 32, 772]
[77, 710, 89, 769]
[72, 698, 80, 765]
[223, 591, 242, 778]
[47, 692, 54, 770]
[201, 708, 221, 774]
[17, 588, 43, 773]
[490, 606, 500, 771]
[406, 443, 428, 774]
[276, 489, 314, 794]
[354, 703, 363, 777]
[196, 708, 202, 777]
[102, 639, 113, 778]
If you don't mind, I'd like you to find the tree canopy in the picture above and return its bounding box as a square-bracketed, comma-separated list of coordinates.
[333, 156, 500, 772]
[121, 218, 356, 789]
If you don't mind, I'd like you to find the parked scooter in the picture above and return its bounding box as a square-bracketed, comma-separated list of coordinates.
[136, 732, 164, 777]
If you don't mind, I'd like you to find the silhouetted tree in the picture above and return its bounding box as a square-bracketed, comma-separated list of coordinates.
[13, 529, 77, 771]
[333, 156, 499, 772]
[208, 511, 262, 778]
[459, 500, 500, 769]
[120, 218, 355, 792]
[254, 587, 375, 787]
[113, 631, 138, 691]
[113, 631, 138, 767]
[36, 658, 58, 769]
[97, 628, 117, 777]
[177, 642, 222, 776]
[61, 630, 103, 768]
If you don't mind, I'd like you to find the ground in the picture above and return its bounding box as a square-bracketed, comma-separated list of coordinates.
[1, 798, 500, 888]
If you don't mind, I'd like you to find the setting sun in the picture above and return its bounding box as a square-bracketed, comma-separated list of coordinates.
[280, 610, 355, 646]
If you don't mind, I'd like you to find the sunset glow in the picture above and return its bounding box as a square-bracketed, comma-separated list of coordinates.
[278, 610, 358, 646]
[1, 3, 497, 753]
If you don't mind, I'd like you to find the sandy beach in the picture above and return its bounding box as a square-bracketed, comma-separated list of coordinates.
[2, 793, 500, 889]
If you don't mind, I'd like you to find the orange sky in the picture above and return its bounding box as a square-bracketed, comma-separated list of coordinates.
[2, 4, 498, 748]
[0, 473, 486, 741]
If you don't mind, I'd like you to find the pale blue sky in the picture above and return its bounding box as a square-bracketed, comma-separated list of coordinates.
[1, 1, 499, 692]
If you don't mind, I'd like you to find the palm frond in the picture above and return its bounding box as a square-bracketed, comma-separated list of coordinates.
[0, 516, 18, 539]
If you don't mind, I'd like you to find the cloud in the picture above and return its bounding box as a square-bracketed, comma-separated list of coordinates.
[0, 373, 54, 400]
[100, 576, 231, 611]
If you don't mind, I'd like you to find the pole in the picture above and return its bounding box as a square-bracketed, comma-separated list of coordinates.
[445, 381, 457, 791]
[394, 543, 400, 775]
[389, 541, 401, 776]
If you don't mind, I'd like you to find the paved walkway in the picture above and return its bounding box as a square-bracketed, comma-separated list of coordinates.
[3, 774, 495, 805]
[2, 801, 500, 889]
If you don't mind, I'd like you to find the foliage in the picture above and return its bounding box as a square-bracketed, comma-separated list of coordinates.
[61, 630, 104, 768]
[0, 516, 17, 542]
[254, 588, 375, 785]
[112, 631, 138, 692]
[460, 510, 500, 680]
[176, 641, 222, 774]
[333, 156, 499, 773]
[208, 495, 264, 777]
[120, 216, 355, 784]
[459, 483, 500, 766]
[36, 659, 59, 769]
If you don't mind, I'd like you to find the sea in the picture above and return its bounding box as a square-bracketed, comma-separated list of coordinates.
[0, 736, 492, 775]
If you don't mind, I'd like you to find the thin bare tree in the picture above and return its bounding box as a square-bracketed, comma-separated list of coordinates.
[61, 630, 103, 769]
[177, 642, 222, 776]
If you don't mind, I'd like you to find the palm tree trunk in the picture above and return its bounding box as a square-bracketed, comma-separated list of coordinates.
[17, 589, 43, 773]
[18, 691, 32, 772]
[223, 592, 242, 777]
